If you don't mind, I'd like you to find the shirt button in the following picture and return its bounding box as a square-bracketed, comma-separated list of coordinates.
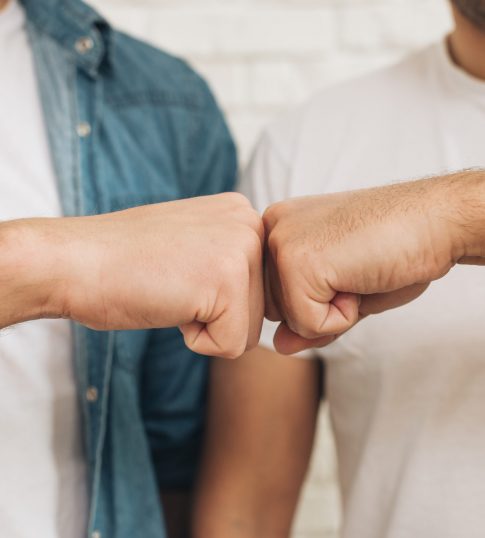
[75, 36, 94, 54]
[86, 386, 98, 403]
[77, 122, 92, 138]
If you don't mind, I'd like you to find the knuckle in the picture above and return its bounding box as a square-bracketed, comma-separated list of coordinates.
[224, 191, 251, 208]
[243, 229, 264, 260]
[218, 341, 246, 360]
[263, 199, 291, 224]
[264, 200, 283, 219]
[262, 208, 276, 232]
[247, 207, 264, 234]
[266, 225, 298, 263]
[275, 241, 297, 275]
[229, 228, 262, 266]
[266, 228, 280, 253]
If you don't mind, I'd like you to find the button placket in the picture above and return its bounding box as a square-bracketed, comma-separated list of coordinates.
[77, 122, 92, 138]
[86, 386, 99, 403]
[75, 36, 94, 55]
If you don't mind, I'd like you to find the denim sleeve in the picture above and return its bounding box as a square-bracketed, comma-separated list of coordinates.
[141, 93, 237, 489]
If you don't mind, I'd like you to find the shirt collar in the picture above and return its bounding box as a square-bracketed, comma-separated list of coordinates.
[20, 0, 111, 78]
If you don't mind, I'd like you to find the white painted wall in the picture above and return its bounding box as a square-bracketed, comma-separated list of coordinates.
[85, 1, 454, 535]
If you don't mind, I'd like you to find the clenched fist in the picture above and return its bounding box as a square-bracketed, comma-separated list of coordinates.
[263, 172, 485, 354]
[0, 193, 264, 359]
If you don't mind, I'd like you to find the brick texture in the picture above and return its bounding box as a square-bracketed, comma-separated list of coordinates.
[86, 1, 453, 536]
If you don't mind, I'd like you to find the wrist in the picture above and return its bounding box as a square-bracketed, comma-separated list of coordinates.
[440, 170, 485, 260]
[0, 219, 69, 328]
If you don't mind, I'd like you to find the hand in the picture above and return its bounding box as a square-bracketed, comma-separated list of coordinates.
[1, 193, 264, 359]
[263, 172, 485, 354]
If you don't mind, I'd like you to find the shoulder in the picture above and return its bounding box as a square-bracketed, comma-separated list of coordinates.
[106, 29, 218, 113]
[264, 43, 437, 159]
[305, 44, 433, 117]
[90, 29, 236, 200]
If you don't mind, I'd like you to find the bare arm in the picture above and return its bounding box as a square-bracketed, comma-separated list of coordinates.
[0, 220, 65, 328]
[0, 193, 264, 359]
[263, 170, 485, 354]
[193, 346, 321, 538]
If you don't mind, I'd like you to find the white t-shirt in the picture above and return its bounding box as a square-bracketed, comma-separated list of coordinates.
[0, 1, 88, 536]
[243, 40, 485, 538]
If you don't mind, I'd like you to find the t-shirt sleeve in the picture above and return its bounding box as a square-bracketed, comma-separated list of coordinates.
[239, 128, 314, 358]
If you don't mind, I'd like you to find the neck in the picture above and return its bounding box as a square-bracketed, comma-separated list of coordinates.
[449, 6, 485, 80]
[0, 0, 9, 10]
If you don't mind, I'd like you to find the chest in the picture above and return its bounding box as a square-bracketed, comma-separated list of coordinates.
[323, 264, 485, 366]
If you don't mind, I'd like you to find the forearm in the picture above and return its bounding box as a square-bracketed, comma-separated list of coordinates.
[193, 350, 321, 538]
[444, 169, 485, 260]
[0, 219, 66, 328]
[193, 489, 294, 538]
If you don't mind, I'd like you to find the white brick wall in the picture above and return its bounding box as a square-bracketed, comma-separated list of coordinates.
[85, 1, 454, 536]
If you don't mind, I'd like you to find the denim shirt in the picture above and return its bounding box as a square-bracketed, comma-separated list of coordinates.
[20, 1, 237, 536]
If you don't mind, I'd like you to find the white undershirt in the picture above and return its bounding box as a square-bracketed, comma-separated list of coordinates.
[0, 1, 88, 536]
[244, 40, 485, 538]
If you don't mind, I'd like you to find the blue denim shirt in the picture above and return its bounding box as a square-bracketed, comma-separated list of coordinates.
[20, 1, 237, 536]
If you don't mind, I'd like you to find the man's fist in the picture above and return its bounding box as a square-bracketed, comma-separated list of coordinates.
[263, 173, 484, 355]
[2, 193, 264, 359]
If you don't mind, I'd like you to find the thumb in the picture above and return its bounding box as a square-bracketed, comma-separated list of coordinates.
[359, 283, 430, 316]
[273, 322, 339, 355]
[284, 289, 361, 340]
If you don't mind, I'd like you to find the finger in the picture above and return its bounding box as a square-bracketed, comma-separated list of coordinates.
[282, 283, 360, 339]
[180, 275, 250, 360]
[359, 283, 429, 316]
[458, 256, 485, 266]
[273, 322, 339, 355]
[264, 250, 284, 322]
[246, 236, 265, 350]
[262, 209, 285, 322]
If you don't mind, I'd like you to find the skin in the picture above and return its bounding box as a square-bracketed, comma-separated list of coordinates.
[1, 193, 265, 535]
[264, 172, 485, 354]
[0, 193, 264, 360]
[194, 6, 485, 537]
[0, 5, 260, 531]
[450, 3, 485, 78]
[2, 1, 485, 533]
[193, 347, 322, 538]
[0, 9, 261, 532]
[452, 0, 485, 30]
